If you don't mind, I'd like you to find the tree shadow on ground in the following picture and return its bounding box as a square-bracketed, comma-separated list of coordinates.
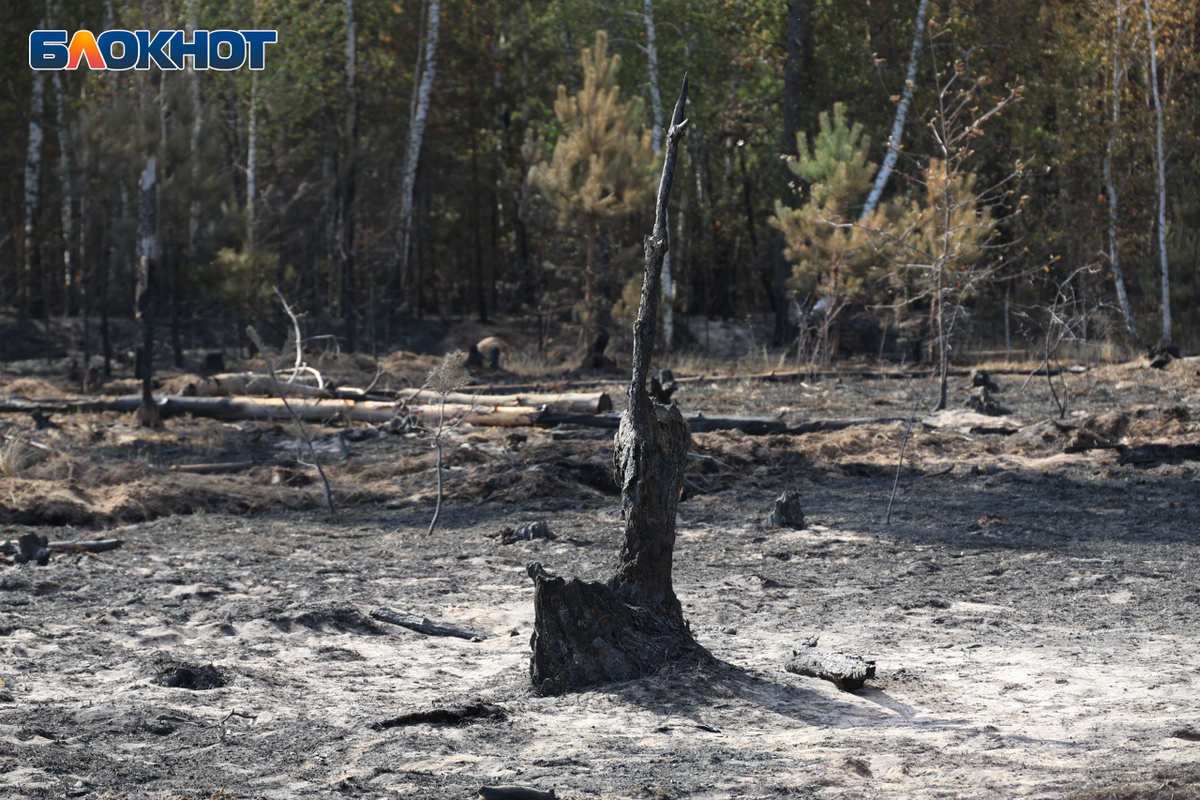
[597, 651, 974, 734]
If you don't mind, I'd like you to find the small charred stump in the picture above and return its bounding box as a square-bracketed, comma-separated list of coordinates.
[15, 533, 52, 566]
[529, 76, 701, 696]
[769, 490, 805, 529]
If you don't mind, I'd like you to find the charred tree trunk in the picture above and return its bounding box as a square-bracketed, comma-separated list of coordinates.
[528, 76, 701, 696]
[136, 158, 162, 428]
[772, 0, 811, 345]
[340, 0, 359, 353]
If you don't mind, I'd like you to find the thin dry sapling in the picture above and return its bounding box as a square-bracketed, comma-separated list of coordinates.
[421, 351, 473, 535]
[246, 316, 335, 513]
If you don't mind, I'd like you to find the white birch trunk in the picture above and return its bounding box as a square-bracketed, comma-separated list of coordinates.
[53, 71, 73, 316]
[641, 0, 673, 350]
[136, 157, 161, 426]
[1144, 0, 1171, 344]
[22, 68, 45, 311]
[395, 0, 440, 307]
[860, 0, 930, 220]
[1103, 0, 1139, 343]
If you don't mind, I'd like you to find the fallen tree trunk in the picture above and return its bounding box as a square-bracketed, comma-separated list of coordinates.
[0, 538, 123, 555]
[536, 412, 788, 434]
[538, 412, 913, 435]
[168, 460, 293, 474]
[176, 372, 328, 399]
[396, 387, 611, 413]
[179, 377, 611, 413]
[0, 396, 538, 427]
[469, 365, 1084, 396]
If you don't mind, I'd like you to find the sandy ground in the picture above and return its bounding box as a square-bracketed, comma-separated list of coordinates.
[2, 347, 1200, 800]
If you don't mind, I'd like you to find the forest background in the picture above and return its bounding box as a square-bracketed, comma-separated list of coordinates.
[2, 0, 1199, 372]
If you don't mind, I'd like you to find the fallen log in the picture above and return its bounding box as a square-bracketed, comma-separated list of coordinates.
[178, 375, 610, 412]
[1116, 443, 1200, 464]
[395, 387, 612, 414]
[785, 640, 876, 691]
[0, 537, 124, 556]
[673, 366, 1078, 383]
[168, 460, 291, 474]
[175, 372, 335, 399]
[688, 413, 786, 435]
[536, 411, 788, 435]
[789, 417, 908, 434]
[0, 395, 539, 427]
[535, 412, 621, 429]
[369, 607, 487, 640]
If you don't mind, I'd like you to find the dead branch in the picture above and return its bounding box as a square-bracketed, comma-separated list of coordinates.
[369, 607, 487, 640]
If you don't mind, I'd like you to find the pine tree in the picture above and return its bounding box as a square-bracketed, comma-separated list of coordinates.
[529, 30, 657, 347]
[770, 103, 888, 360]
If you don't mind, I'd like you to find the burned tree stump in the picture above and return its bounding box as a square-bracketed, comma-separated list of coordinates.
[528, 75, 701, 696]
[769, 490, 805, 529]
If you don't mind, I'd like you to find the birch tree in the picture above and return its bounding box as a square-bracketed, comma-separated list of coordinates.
[1144, 0, 1171, 345]
[53, 71, 73, 317]
[22, 52, 45, 315]
[1102, 0, 1140, 342]
[135, 158, 162, 428]
[395, 0, 441, 311]
[860, 0, 930, 221]
[636, 0, 675, 349]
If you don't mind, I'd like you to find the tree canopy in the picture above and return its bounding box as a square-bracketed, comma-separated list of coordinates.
[3, 0, 1199, 358]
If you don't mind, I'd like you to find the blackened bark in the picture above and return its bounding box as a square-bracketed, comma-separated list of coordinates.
[136, 158, 162, 428]
[528, 76, 700, 696]
[782, 1, 810, 162]
[340, 0, 359, 353]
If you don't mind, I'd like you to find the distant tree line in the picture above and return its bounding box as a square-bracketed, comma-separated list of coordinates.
[2, 0, 1199, 365]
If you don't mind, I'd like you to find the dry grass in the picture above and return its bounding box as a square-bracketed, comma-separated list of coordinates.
[2, 376, 63, 398]
[0, 435, 28, 478]
[666, 346, 791, 377]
